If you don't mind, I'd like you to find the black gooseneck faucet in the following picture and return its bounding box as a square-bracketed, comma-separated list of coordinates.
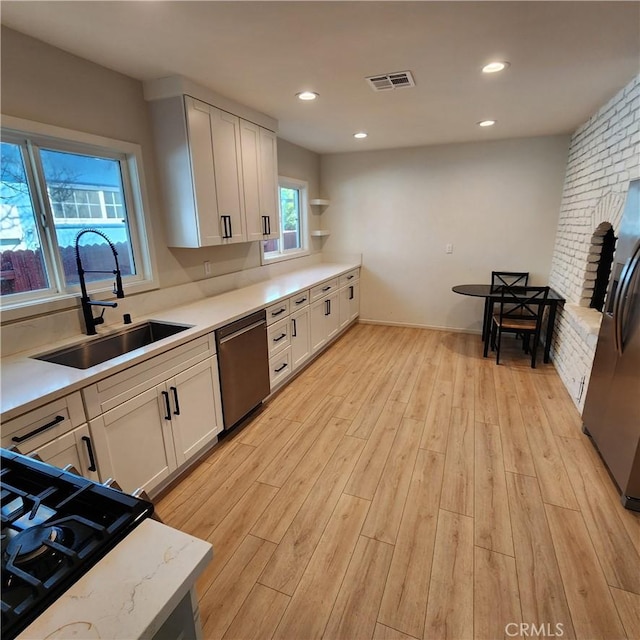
[75, 229, 125, 335]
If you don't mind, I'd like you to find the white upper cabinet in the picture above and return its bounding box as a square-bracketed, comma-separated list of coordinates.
[240, 119, 263, 242]
[240, 120, 280, 242]
[259, 127, 280, 241]
[149, 94, 278, 248]
[208, 104, 246, 243]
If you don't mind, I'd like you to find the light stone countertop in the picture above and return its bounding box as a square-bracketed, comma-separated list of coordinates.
[1, 261, 360, 421]
[17, 519, 213, 640]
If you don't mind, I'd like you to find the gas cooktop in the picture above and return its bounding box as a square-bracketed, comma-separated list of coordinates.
[0, 449, 154, 639]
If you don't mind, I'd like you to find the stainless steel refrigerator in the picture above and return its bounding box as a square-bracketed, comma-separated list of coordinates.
[583, 179, 640, 511]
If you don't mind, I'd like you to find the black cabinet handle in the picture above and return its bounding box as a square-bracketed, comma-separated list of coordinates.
[170, 386, 181, 416]
[262, 215, 269, 235]
[11, 415, 65, 443]
[328, 299, 332, 315]
[325, 299, 330, 316]
[273, 333, 287, 342]
[322, 286, 331, 292]
[295, 297, 307, 305]
[271, 308, 286, 317]
[292, 318, 297, 337]
[161, 391, 172, 421]
[266, 216, 271, 235]
[349, 285, 354, 300]
[82, 435, 97, 472]
[221, 215, 233, 239]
[275, 363, 288, 373]
[347, 275, 354, 280]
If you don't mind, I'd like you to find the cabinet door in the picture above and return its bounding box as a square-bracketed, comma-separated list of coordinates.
[259, 127, 280, 240]
[26, 424, 99, 482]
[349, 280, 360, 321]
[340, 282, 360, 329]
[325, 291, 340, 342]
[339, 286, 351, 330]
[210, 106, 246, 243]
[89, 386, 177, 494]
[310, 297, 329, 354]
[240, 120, 265, 242]
[169, 357, 223, 466]
[291, 306, 311, 370]
[185, 97, 222, 245]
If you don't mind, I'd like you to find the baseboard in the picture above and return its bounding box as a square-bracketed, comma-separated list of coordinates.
[358, 318, 481, 335]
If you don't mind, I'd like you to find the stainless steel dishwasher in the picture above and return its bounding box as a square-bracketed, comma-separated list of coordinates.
[215, 309, 270, 431]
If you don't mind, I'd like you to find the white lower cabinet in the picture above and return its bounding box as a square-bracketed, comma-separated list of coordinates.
[1, 391, 100, 482]
[27, 424, 100, 482]
[90, 356, 223, 495]
[310, 290, 340, 355]
[89, 385, 177, 494]
[171, 357, 223, 465]
[269, 347, 292, 389]
[339, 280, 360, 329]
[267, 316, 291, 357]
[290, 306, 311, 370]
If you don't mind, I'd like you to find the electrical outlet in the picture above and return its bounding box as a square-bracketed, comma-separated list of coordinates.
[445, 243, 453, 254]
[204, 261, 212, 276]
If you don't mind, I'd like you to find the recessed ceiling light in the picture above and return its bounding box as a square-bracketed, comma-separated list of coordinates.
[482, 61, 510, 74]
[478, 120, 496, 127]
[296, 91, 319, 101]
[353, 132, 368, 139]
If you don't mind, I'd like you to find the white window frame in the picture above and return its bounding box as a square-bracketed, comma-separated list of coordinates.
[261, 176, 310, 265]
[0, 115, 158, 322]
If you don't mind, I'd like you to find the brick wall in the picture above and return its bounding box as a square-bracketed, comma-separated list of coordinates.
[549, 75, 640, 412]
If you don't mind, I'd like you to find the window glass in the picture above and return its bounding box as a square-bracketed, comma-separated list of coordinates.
[40, 148, 135, 287]
[1, 120, 154, 313]
[0, 141, 50, 296]
[263, 178, 308, 262]
[281, 186, 301, 251]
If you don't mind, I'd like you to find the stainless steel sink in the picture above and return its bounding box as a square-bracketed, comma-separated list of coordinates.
[33, 321, 192, 369]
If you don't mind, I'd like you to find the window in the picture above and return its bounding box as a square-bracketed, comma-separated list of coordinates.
[262, 177, 309, 263]
[0, 116, 156, 315]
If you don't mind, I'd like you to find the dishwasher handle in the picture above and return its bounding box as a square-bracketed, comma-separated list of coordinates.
[218, 319, 266, 344]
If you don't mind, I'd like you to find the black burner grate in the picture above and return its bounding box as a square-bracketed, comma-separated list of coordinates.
[0, 449, 153, 639]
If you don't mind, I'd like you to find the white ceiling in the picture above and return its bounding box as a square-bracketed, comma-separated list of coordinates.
[1, 1, 639, 154]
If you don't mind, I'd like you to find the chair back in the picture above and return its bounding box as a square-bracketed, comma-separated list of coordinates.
[497, 285, 550, 327]
[491, 271, 529, 292]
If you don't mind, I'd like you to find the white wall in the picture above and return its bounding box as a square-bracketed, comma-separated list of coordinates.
[548, 75, 640, 410]
[320, 136, 569, 332]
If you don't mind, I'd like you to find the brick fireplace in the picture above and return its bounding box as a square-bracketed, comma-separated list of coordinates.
[549, 75, 639, 411]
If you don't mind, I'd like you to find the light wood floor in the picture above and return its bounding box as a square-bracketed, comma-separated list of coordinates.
[156, 323, 640, 640]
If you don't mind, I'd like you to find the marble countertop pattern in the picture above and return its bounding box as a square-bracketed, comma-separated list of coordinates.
[17, 519, 213, 640]
[1, 262, 359, 421]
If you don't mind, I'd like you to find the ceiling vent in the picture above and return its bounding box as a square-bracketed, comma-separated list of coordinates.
[366, 71, 416, 92]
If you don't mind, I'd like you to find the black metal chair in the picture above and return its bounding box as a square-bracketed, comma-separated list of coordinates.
[485, 285, 550, 368]
[481, 272, 530, 341]
[491, 271, 529, 291]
